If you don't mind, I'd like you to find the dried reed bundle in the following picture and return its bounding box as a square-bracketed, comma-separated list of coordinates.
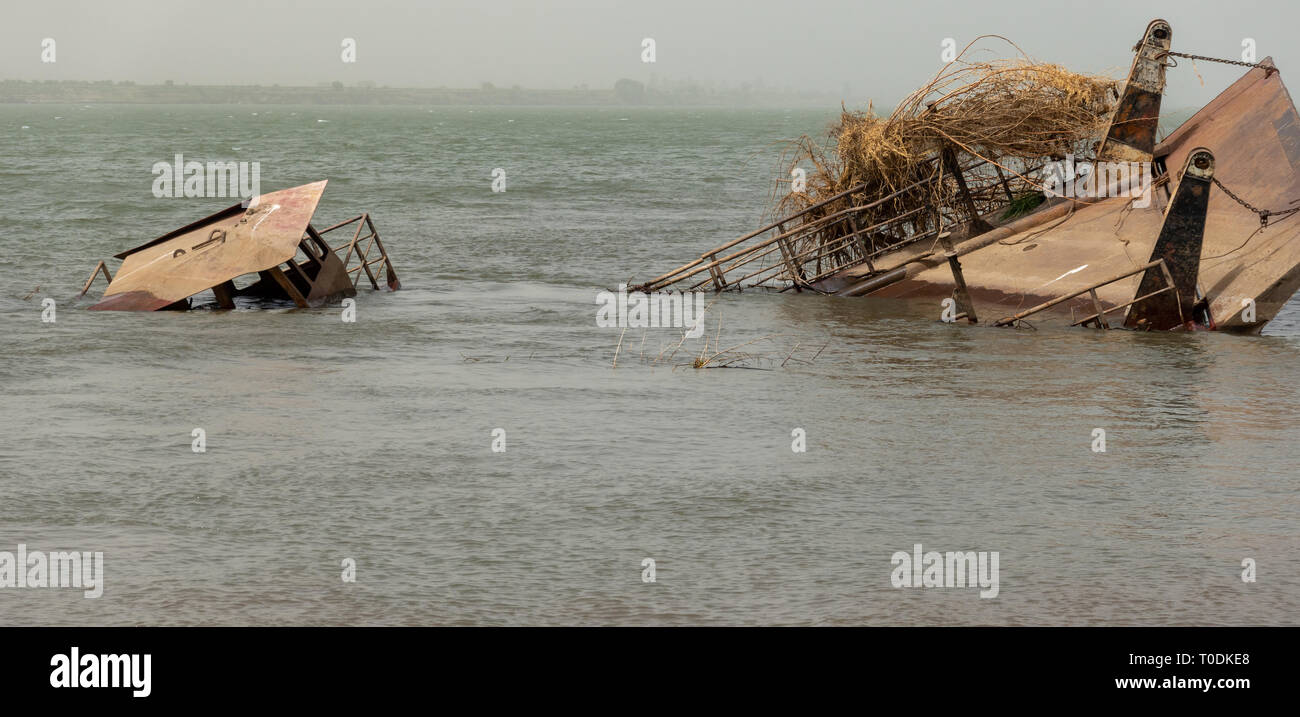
[770, 48, 1118, 271]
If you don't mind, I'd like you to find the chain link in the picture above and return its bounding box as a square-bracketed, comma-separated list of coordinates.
[1211, 177, 1300, 228]
[1146, 48, 1284, 225]
[1110, 47, 1284, 228]
[1155, 50, 1273, 71]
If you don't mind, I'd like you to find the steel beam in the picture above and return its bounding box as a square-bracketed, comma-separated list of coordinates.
[1123, 148, 1214, 330]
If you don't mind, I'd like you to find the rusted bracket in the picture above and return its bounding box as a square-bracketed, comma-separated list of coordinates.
[1098, 19, 1172, 163]
[705, 252, 727, 290]
[1086, 289, 1109, 329]
[1123, 148, 1213, 330]
[773, 222, 806, 292]
[77, 261, 114, 299]
[193, 228, 226, 251]
[938, 232, 978, 323]
[262, 266, 311, 308]
[211, 280, 237, 309]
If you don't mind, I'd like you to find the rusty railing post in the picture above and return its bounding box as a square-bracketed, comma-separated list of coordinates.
[938, 232, 978, 323]
[942, 145, 993, 235]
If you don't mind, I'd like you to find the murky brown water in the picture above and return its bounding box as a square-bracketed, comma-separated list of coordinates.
[1, 105, 1296, 624]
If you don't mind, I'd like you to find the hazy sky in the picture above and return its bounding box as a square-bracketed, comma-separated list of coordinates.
[1, 0, 1290, 107]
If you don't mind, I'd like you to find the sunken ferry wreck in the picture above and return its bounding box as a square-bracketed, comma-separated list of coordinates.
[633, 19, 1300, 333]
[79, 180, 400, 311]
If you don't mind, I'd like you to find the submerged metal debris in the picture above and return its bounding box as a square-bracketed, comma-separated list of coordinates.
[79, 180, 399, 311]
[634, 19, 1300, 334]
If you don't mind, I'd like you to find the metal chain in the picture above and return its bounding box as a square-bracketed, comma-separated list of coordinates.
[1156, 50, 1273, 71]
[1149, 47, 1284, 226]
[1113, 46, 1282, 230]
[1211, 177, 1300, 228]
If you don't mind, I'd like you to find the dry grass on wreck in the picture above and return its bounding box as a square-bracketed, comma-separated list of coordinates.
[771, 43, 1119, 258]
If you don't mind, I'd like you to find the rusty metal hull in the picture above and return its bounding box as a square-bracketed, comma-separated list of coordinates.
[822, 62, 1300, 333]
[90, 182, 328, 311]
[83, 180, 400, 312]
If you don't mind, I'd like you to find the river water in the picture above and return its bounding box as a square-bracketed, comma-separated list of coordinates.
[1, 105, 1296, 624]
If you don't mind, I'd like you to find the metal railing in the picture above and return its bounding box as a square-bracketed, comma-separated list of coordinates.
[993, 259, 1179, 328]
[316, 214, 401, 291]
[633, 154, 1044, 294]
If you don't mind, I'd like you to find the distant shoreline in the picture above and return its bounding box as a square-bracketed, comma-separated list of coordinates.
[0, 79, 844, 107]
